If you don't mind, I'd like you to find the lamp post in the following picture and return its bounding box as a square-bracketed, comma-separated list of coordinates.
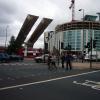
[79, 9, 85, 62]
[79, 9, 84, 21]
[5, 25, 9, 50]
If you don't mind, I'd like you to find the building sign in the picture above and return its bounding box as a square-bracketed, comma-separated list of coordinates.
[73, 80, 100, 91]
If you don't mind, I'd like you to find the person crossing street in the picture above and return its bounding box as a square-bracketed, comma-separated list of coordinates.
[65, 52, 73, 70]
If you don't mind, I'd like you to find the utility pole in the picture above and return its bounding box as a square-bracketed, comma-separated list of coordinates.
[90, 37, 92, 69]
[5, 25, 9, 50]
[90, 22, 93, 69]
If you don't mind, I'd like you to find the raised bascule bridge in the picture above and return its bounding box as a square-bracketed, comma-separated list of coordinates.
[15, 14, 53, 56]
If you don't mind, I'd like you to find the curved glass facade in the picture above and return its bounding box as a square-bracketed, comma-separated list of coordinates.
[54, 21, 100, 54]
[94, 30, 100, 51]
[63, 29, 100, 52]
[63, 30, 81, 51]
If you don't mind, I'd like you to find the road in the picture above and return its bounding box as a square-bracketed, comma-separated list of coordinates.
[0, 60, 100, 100]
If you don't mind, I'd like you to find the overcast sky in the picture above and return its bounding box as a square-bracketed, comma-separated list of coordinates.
[0, 0, 100, 48]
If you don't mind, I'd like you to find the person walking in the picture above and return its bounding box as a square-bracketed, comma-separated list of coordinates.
[51, 54, 57, 69]
[56, 54, 60, 66]
[65, 52, 73, 70]
[61, 53, 65, 69]
[47, 54, 52, 69]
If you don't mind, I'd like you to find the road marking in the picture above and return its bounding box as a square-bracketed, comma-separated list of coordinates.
[73, 80, 100, 91]
[0, 70, 100, 91]
[92, 84, 100, 90]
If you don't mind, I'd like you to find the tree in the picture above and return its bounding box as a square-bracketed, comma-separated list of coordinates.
[7, 36, 17, 54]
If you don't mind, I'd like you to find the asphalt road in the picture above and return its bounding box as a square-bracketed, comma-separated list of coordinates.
[0, 60, 100, 100]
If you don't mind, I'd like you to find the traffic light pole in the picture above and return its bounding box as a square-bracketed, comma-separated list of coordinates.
[90, 37, 92, 69]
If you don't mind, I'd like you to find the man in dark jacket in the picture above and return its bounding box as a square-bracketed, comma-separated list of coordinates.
[61, 53, 65, 69]
[65, 52, 73, 70]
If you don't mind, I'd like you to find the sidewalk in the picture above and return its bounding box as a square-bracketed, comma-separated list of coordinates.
[72, 62, 100, 69]
[58, 62, 100, 69]
[24, 58, 100, 70]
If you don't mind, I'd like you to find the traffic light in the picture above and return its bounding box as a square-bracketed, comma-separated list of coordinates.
[86, 42, 91, 53]
[87, 42, 90, 48]
[93, 40, 96, 48]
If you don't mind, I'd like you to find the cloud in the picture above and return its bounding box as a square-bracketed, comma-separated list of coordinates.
[0, 0, 100, 48]
[0, 0, 19, 23]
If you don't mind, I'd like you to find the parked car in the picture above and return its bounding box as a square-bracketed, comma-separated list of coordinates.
[0, 53, 10, 62]
[84, 54, 89, 61]
[84, 53, 97, 61]
[34, 54, 49, 63]
[72, 55, 78, 61]
[9, 54, 24, 61]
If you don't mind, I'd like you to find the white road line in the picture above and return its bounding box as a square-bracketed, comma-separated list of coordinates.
[0, 70, 100, 91]
[73, 80, 100, 91]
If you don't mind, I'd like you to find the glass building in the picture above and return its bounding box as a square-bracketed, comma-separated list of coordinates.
[62, 29, 100, 51]
[55, 19, 100, 54]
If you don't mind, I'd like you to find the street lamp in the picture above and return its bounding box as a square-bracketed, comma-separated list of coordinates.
[79, 9, 84, 21]
[79, 9, 85, 61]
[5, 25, 9, 49]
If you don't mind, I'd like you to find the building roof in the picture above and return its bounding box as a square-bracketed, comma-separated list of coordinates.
[15, 14, 39, 47]
[27, 18, 53, 47]
[84, 15, 97, 21]
[55, 21, 100, 32]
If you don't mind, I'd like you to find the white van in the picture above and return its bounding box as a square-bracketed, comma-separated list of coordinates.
[84, 51, 98, 61]
[84, 54, 89, 61]
[34, 54, 49, 63]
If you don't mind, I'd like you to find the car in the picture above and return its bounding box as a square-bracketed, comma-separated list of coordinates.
[84, 53, 98, 61]
[84, 54, 89, 61]
[9, 54, 24, 61]
[0, 53, 10, 62]
[72, 55, 78, 61]
[34, 54, 49, 63]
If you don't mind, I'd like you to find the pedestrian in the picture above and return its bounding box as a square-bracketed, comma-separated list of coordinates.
[47, 53, 52, 69]
[51, 54, 57, 69]
[56, 54, 60, 66]
[61, 52, 65, 69]
[65, 52, 73, 70]
[81, 54, 84, 63]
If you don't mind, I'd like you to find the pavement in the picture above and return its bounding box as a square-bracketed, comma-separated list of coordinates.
[72, 61, 100, 69]
[55, 60, 100, 70]
[25, 57, 100, 69]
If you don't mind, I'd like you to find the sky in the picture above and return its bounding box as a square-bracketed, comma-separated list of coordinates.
[0, 0, 100, 48]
